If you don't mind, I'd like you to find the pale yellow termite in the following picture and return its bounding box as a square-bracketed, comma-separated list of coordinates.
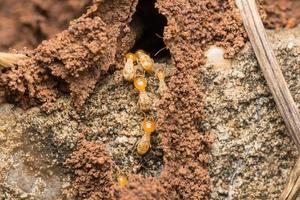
[123, 53, 137, 81]
[133, 75, 152, 112]
[117, 174, 128, 188]
[155, 68, 168, 96]
[135, 50, 154, 73]
[137, 118, 156, 155]
[137, 132, 151, 156]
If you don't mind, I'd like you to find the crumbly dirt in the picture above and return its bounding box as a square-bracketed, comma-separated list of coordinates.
[262, 0, 300, 30]
[0, 0, 92, 51]
[0, 0, 140, 109]
[1, 0, 300, 199]
[203, 28, 300, 199]
[65, 139, 114, 200]
[154, 0, 246, 199]
[117, 175, 165, 200]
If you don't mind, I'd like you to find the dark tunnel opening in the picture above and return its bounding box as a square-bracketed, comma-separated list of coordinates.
[130, 0, 170, 59]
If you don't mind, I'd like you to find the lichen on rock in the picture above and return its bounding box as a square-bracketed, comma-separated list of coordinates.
[202, 27, 300, 199]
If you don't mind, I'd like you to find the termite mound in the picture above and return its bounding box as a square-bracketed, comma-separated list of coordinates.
[2, 0, 298, 199]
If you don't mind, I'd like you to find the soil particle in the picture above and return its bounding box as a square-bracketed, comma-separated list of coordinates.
[152, 0, 246, 199]
[0, 0, 139, 109]
[117, 175, 165, 200]
[0, 0, 92, 51]
[262, 0, 300, 30]
[65, 139, 113, 200]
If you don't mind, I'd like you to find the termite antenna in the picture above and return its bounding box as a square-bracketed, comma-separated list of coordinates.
[154, 47, 167, 57]
[155, 33, 163, 39]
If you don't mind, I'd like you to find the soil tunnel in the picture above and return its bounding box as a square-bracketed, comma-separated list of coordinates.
[130, 0, 170, 59]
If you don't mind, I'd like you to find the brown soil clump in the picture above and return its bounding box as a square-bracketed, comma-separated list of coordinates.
[262, 0, 300, 29]
[157, 0, 247, 60]
[65, 139, 113, 200]
[156, 67, 212, 199]
[117, 175, 165, 200]
[154, 0, 245, 199]
[0, 0, 139, 109]
[0, 0, 92, 51]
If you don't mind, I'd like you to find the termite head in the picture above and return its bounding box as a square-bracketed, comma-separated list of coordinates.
[117, 174, 128, 188]
[135, 49, 145, 57]
[142, 118, 156, 134]
[123, 52, 137, 81]
[155, 68, 167, 96]
[125, 53, 137, 63]
[134, 75, 147, 91]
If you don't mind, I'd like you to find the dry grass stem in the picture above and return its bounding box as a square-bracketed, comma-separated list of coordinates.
[280, 157, 300, 200]
[236, 0, 300, 199]
[0, 52, 27, 69]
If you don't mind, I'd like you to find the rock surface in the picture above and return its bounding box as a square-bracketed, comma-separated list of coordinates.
[201, 27, 300, 199]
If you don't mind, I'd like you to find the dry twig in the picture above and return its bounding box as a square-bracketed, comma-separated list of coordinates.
[0, 52, 27, 69]
[236, 0, 300, 199]
[280, 157, 300, 200]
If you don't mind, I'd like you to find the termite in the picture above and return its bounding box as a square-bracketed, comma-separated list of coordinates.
[123, 53, 137, 81]
[142, 117, 156, 133]
[117, 174, 128, 188]
[135, 50, 154, 73]
[155, 68, 167, 96]
[136, 118, 156, 155]
[133, 75, 152, 112]
[136, 133, 151, 156]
